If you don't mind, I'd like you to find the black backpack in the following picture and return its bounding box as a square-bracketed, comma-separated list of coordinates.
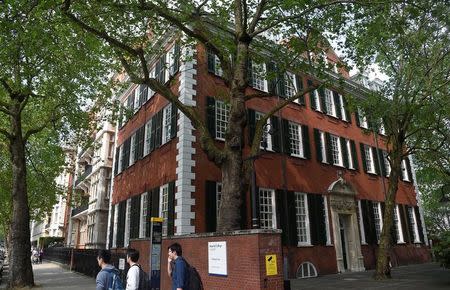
[182, 258, 204, 290]
[131, 264, 150, 290]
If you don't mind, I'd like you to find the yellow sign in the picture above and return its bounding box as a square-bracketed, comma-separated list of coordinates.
[265, 254, 277, 276]
[151, 217, 163, 222]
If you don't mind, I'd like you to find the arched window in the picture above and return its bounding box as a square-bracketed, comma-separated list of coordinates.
[296, 261, 318, 279]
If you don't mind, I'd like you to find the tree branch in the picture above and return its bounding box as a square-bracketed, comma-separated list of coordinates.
[248, 0, 267, 34]
[0, 128, 12, 140]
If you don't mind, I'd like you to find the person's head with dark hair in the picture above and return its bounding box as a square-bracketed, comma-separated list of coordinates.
[97, 249, 111, 268]
[126, 248, 140, 265]
[168, 242, 182, 257]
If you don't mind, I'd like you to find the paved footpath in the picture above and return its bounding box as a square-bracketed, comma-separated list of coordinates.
[290, 262, 450, 290]
[32, 262, 95, 290]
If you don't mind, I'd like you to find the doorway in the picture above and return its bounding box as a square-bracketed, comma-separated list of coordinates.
[339, 214, 350, 271]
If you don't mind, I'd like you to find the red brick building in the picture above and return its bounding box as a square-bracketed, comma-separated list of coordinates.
[108, 39, 429, 279]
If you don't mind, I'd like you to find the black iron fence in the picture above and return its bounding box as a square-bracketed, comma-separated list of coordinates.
[44, 248, 129, 282]
[71, 204, 88, 217]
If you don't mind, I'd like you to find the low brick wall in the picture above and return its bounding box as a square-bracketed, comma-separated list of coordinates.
[131, 229, 284, 290]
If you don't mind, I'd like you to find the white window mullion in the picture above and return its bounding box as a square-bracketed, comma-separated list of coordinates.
[394, 205, 405, 243]
[124, 199, 131, 247]
[130, 133, 136, 165]
[144, 119, 152, 156]
[160, 184, 169, 236]
[320, 131, 327, 163]
[295, 192, 311, 246]
[346, 140, 354, 169]
[358, 200, 367, 245]
[112, 204, 119, 248]
[139, 192, 148, 238]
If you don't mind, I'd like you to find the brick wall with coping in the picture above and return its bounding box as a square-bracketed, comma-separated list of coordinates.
[131, 229, 284, 290]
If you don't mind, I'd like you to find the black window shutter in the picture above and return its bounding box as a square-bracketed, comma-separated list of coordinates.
[138, 126, 145, 159]
[325, 132, 332, 164]
[276, 190, 298, 246]
[167, 181, 176, 236]
[361, 200, 377, 244]
[116, 201, 126, 248]
[114, 147, 120, 175]
[333, 91, 342, 119]
[355, 109, 361, 127]
[313, 128, 322, 162]
[127, 92, 135, 112]
[157, 54, 166, 83]
[372, 146, 380, 175]
[207, 48, 215, 73]
[282, 119, 291, 155]
[399, 204, 411, 243]
[360, 143, 368, 172]
[248, 109, 256, 145]
[139, 85, 147, 106]
[155, 111, 163, 148]
[130, 195, 141, 239]
[271, 116, 281, 153]
[287, 191, 298, 246]
[266, 62, 277, 95]
[151, 187, 160, 219]
[108, 204, 115, 249]
[414, 206, 424, 243]
[318, 88, 326, 113]
[240, 187, 248, 230]
[205, 181, 217, 232]
[122, 138, 131, 169]
[295, 75, 305, 105]
[405, 158, 413, 182]
[378, 149, 387, 177]
[307, 194, 326, 245]
[350, 140, 359, 170]
[341, 138, 349, 168]
[406, 206, 415, 243]
[146, 190, 152, 237]
[302, 125, 311, 159]
[133, 131, 139, 162]
[150, 115, 157, 152]
[170, 104, 177, 139]
[277, 70, 286, 98]
[173, 42, 180, 74]
[206, 97, 216, 138]
[307, 80, 316, 110]
[343, 95, 351, 123]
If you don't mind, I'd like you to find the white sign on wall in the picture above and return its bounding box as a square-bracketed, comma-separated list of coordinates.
[208, 241, 227, 276]
[118, 258, 125, 270]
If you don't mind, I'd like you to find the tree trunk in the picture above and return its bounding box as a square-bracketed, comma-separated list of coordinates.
[374, 148, 402, 280]
[8, 103, 34, 288]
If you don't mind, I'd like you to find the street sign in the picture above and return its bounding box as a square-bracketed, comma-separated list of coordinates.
[265, 254, 277, 276]
[149, 217, 163, 290]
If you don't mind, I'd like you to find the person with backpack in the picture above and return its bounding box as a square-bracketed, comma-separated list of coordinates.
[126, 248, 149, 290]
[167, 243, 188, 290]
[96, 249, 124, 290]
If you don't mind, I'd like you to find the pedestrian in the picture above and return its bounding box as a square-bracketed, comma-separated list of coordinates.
[96, 249, 123, 290]
[125, 248, 140, 290]
[39, 248, 44, 264]
[167, 243, 188, 290]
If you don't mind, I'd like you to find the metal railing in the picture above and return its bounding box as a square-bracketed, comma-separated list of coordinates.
[75, 165, 92, 186]
[71, 204, 88, 217]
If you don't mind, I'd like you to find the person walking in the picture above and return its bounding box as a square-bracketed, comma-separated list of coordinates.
[126, 248, 140, 290]
[167, 243, 188, 290]
[96, 249, 123, 290]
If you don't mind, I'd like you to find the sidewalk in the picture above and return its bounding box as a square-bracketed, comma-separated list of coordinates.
[32, 262, 95, 290]
[290, 262, 450, 290]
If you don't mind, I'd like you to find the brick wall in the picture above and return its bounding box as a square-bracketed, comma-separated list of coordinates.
[132, 230, 284, 290]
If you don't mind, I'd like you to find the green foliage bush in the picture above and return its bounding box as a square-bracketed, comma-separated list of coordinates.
[433, 231, 450, 268]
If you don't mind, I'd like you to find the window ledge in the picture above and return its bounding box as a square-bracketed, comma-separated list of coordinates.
[297, 243, 313, 247]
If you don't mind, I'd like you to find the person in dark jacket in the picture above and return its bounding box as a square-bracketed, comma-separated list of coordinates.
[167, 243, 188, 290]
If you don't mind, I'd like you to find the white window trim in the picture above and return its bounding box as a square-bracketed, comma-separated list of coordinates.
[408, 207, 421, 243]
[215, 100, 229, 141]
[384, 152, 391, 177]
[285, 71, 297, 99]
[366, 146, 376, 174]
[148, 68, 155, 99]
[162, 104, 172, 145]
[324, 89, 337, 117]
[133, 88, 140, 112]
[252, 63, 268, 92]
[259, 188, 277, 229]
[214, 55, 223, 77]
[256, 112, 273, 151]
[314, 90, 322, 112]
[394, 205, 405, 243]
[295, 192, 311, 246]
[339, 94, 347, 121]
[289, 122, 304, 158]
[117, 146, 123, 173]
[373, 202, 383, 243]
[129, 133, 136, 165]
[323, 196, 331, 245]
[144, 118, 152, 156]
[139, 192, 148, 238]
[346, 140, 354, 169]
[358, 108, 369, 129]
[401, 159, 410, 181]
[330, 134, 343, 166]
[124, 199, 131, 247]
[320, 131, 327, 163]
[358, 200, 367, 245]
[159, 184, 169, 236]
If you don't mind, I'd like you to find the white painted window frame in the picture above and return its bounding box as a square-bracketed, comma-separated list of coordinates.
[139, 192, 148, 238]
[295, 192, 311, 246]
[124, 199, 131, 247]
